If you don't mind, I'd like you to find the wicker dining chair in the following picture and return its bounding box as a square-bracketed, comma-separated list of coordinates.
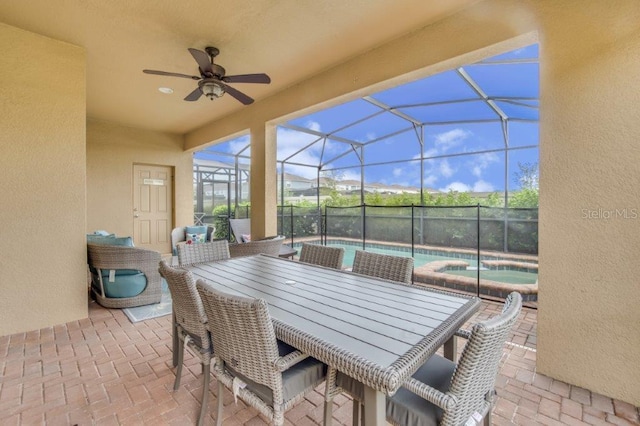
[351, 250, 414, 284]
[228, 235, 285, 258]
[176, 239, 231, 266]
[158, 260, 213, 426]
[299, 243, 345, 270]
[323, 292, 523, 426]
[195, 280, 327, 426]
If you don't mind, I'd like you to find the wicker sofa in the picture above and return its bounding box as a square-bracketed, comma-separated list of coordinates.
[87, 241, 162, 309]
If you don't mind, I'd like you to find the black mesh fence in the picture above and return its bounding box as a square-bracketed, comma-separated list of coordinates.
[278, 205, 323, 244]
[229, 203, 538, 305]
[414, 206, 480, 250]
[325, 206, 364, 242]
[506, 207, 538, 254]
[364, 206, 413, 245]
[225, 204, 537, 255]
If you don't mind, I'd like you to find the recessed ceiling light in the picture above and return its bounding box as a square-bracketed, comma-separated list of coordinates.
[158, 87, 173, 94]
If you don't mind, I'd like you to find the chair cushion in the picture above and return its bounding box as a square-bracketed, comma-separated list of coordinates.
[336, 354, 455, 426]
[102, 272, 147, 298]
[100, 269, 141, 277]
[227, 341, 326, 407]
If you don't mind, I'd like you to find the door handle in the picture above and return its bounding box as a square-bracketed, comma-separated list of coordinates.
[134, 214, 140, 218]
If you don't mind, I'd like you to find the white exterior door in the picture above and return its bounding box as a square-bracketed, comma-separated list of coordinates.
[133, 164, 173, 254]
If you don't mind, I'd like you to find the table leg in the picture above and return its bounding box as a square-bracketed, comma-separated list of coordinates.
[363, 386, 385, 426]
[444, 335, 457, 363]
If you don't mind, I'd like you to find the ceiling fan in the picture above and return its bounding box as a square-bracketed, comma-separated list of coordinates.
[143, 46, 270, 105]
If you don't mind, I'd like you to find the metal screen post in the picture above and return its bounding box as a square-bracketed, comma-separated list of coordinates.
[290, 205, 294, 245]
[411, 205, 415, 257]
[476, 204, 481, 297]
[362, 204, 366, 250]
[323, 207, 327, 245]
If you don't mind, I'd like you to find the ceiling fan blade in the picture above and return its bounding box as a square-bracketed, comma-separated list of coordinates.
[143, 69, 201, 80]
[188, 48, 213, 74]
[184, 87, 203, 102]
[216, 81, 254, 105]
[222, 73, 271, 84]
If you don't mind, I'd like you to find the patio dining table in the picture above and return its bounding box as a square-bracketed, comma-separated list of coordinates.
[185, 254, 481, 426]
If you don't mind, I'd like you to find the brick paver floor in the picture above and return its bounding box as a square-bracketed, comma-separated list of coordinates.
[1, 298, 638, 425]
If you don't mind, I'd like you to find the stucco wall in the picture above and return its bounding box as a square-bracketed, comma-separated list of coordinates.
[86, 119, 193, 242]
[537, 6, 640, 405]
[182, 0, 640, 405]
[0, 23, 87, 335]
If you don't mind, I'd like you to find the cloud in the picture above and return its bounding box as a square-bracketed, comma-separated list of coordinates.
[472, 180, 494, 192]
[469, 152, 500, 178]
[276, 123, 327, 179]
[341, 170, 362, 181]
[433, 129, 471, 152]
[423, 148, 439, 158]
[440, 181, 470, 192]
[393, 168, 403, 177]
[306, 121, 321, 132]
[439, 159, 455, 178]
[439, 180, 495, 193]
[423, 175, 438, 187]
[228, 136, 251, 155]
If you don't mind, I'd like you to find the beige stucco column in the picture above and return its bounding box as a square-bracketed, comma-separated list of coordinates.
[249, 123, 278, 239]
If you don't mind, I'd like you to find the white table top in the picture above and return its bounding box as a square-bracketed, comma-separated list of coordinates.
[188, 254, 481, 395]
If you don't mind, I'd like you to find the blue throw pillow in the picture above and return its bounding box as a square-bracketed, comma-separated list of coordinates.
[185, 225, 208, 236]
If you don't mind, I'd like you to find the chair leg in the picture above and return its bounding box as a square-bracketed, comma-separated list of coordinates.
[216, 380, 224, 426]
[484, 409, 492, 426]
[352, 400, 361, 426]
[173, 337, 185, 390]
[323, 400, 333, 426]
[197, 362, 211, 426]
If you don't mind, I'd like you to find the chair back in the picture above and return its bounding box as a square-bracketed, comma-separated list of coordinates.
[352, 250, 414, 284]
[229, 218, 251, 243]
[158, 260, 211, 351]
[196, 281, 282, 392]
[443, 291, 522, 425]
[299, 243, 344, 270]
[176, 240, 230, 266]
[229, 235, 285, 258]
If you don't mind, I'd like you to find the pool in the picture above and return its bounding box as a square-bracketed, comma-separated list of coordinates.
[303, 240, 537, 285]
[293, 239, 539, 301]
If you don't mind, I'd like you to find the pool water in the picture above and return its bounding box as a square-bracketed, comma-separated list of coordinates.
[301, 242, 538, 286]
[332, 243, 479, 268]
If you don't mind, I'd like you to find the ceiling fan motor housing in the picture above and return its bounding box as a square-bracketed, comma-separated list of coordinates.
[207, 64, 226, 79]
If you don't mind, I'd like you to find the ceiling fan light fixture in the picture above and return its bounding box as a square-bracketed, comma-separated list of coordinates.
[158, 87, 173, 94]
[202, 82, 224, 100]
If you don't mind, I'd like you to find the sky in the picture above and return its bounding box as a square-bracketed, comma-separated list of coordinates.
[196, 44, 539, 193]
